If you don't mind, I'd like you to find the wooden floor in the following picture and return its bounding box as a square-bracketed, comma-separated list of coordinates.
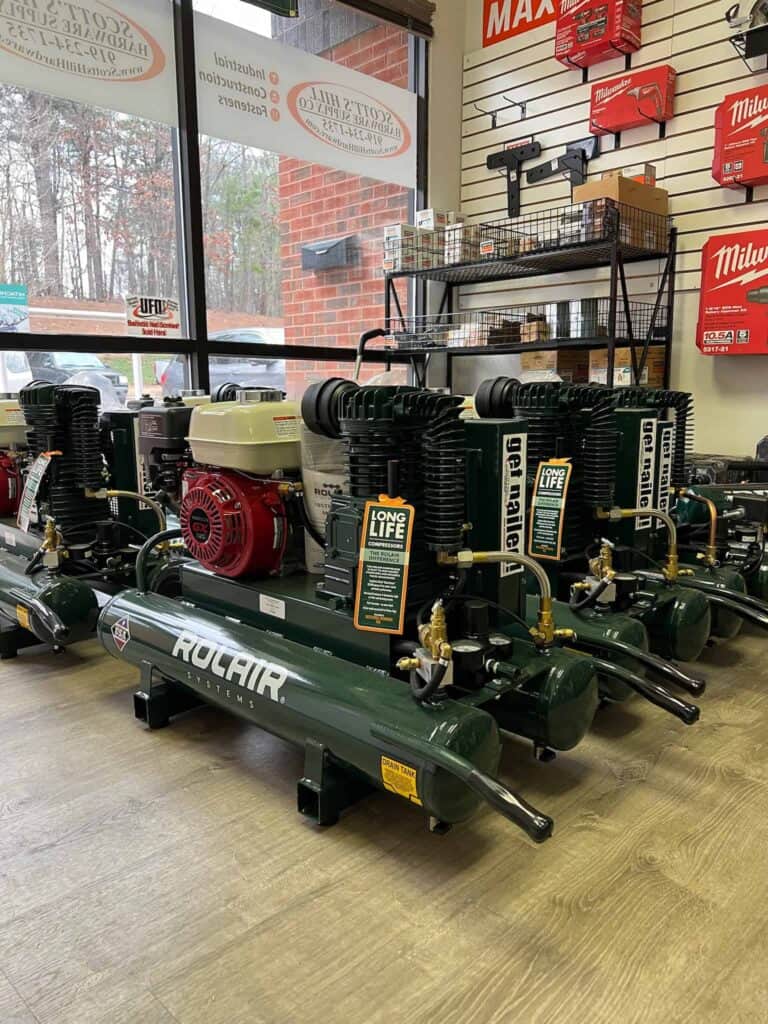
[1, 631, 767, 1024]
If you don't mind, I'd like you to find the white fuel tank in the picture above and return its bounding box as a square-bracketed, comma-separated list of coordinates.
[188, 389, 301, 473]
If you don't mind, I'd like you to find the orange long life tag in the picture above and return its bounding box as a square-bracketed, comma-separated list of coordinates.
[528, 459, 573, 562]
[353, 495, 414, 635]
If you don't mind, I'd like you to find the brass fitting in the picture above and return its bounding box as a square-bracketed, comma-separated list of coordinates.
[589, 540, 616, 581]
[597, 506, 681, 582]
[41, 518, 63, 553]
[396, 656, 421, 673]
[679, 489, 718, 567]
[418, 601, 452, 662]
[529, 596, 574, 647]
[277, 481, 303, 496]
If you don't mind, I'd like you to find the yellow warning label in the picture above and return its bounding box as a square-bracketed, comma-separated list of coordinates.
[16, 604, 30, 631]
[380, 756, 422, 806]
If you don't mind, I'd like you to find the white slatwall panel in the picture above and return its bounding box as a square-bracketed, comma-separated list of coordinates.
[458, 0, 768, 315]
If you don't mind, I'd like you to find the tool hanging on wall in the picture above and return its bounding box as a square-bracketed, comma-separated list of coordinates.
[526, 137, 601, 194]
[727, 0, 768, 64]
[487, 139, 542, 218]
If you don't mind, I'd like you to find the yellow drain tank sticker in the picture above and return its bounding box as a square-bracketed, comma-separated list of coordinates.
[381, 756, 422, 805]
[16, 605, 30, 631]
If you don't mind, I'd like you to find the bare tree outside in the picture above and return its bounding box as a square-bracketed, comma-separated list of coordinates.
[0, 84, 282, 322]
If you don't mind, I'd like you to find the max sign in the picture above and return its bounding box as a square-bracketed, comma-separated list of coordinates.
[483, 0, 557, 47]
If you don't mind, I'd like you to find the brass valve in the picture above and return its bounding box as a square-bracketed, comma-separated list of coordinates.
[41, 517, 63, 554]
[589, 540, 616, 581]
[529, 596, 575, 647]
[396, 656, 421, 673]
[418, 600, 452, 663]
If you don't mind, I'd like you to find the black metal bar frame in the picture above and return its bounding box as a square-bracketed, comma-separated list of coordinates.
[382, 206, 677, 391]
[1, 0, 428, 387]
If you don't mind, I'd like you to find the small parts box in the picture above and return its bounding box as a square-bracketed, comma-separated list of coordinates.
[556, 0, 642, 70]
[713, 85, 768, 189]
[573, 177, 669, 251]
[590, 65, 676, 135]
[697, 229, 768, 356]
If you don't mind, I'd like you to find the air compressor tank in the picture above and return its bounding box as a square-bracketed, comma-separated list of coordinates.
[630, 581, 712, 662]
[98, 590, 514, 828]
[0, 548, 99, 652]
[524, 595, 649, 702]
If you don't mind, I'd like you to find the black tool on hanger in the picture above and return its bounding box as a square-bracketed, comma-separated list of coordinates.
[487, 140, 542, 218]
[526, 136, 601, 192]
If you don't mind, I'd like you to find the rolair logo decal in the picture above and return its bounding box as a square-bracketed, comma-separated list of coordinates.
[500, 433, 526, 577]
[0, 0, 166, 83]
[172, 631, 286, 704]
[111, 616, 130, 652]
[287, 81, 411, 160]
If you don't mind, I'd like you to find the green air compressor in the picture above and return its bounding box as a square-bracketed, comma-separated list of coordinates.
[473, 379, 711, 697]
[0, 382, 188, 655]
[97, 382, 700, 841]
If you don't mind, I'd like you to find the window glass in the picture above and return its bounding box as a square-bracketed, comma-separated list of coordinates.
[0, 1, 185, 339]
[195, 0, 415, 396]
[1, 350, 187, 405]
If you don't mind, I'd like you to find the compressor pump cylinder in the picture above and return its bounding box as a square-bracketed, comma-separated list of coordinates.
[97, 589, 553, 841]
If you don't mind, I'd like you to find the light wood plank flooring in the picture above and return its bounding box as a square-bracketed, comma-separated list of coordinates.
[0, 629, 767, 1024]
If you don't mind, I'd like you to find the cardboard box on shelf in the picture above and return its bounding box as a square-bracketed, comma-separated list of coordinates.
[555, 0, 642, 70]
[520, 319, 552, 343]
[573, 175, 668, 216]
[590, 65, 676, 136]
[574, 176, 669, 251]
[588, 346, 665, 386]
[415, 209, 462, 231]
[382, 244, 434, 273]
[383, 223, 418, 245]
[602, 163, 657, 186]
[521, 348, 589, 382]
[445, 223, 483, 265]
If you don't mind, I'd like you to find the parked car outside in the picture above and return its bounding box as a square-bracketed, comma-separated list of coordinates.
[0, 350, 33, 393]
[26, 351, 128, 404]
[160, 328, 286, 398]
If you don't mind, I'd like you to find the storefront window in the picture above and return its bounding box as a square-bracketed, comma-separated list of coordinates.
[0, 349, 187, 402]
[0, 1, 184, 339]
[195, 0, 416, 395]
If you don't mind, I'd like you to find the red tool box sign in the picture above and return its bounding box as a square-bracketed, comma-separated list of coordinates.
[483, 0, 557, 46]
[589, 65, 676, 135]
[556, 0, 642, 69]
[697, 230, 768, 355]
[713, 85, 768, 189]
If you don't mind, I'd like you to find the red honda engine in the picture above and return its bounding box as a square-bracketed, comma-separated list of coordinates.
[180, 469, 287, 578]
[0, 453, 21, 517]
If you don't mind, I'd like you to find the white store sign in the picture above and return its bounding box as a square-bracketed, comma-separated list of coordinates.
[0, 1, 417, 188]
[193, 13, 416, 188]
[0, 0, 178, 125]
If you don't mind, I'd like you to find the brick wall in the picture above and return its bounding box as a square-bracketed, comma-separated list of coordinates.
[278, 22, 412, 398]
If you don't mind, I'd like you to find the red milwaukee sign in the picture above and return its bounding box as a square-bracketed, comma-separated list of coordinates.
[697, 230, 768, 355]
[483, 0, 557, 47]
[590, 65, 676, 136]
[713, 85, 768, 189]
